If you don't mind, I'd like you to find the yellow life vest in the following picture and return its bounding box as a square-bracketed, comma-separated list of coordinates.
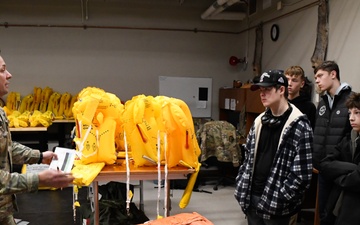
[72, 87, 123, 165]
[123, 95, 165, 167]
[72, 160, 105, 186]
[160, 97, 201, 209]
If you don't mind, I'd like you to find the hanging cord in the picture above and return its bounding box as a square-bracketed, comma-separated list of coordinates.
[70, 125, 76, 139]
[156, 130, 163, 219]
[75, 123, 92, 157]
[164, 133, 169, 217]
[124, 131, 131, 216]
[73, 185, 80, 223]
[78, 120, 82, 138]
[96, 129, 99, 149]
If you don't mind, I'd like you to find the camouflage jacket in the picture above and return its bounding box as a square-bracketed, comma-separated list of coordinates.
[0, 107, 41, 219]
[197, 120, 241, 167]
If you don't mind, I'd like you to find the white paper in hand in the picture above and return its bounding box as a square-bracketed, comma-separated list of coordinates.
[49, 147, 76, 173]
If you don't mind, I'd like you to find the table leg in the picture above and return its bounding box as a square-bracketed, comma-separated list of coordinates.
[93, 181, 99, 225]
[314, 179, 320, 225]
[139, 180, 144, 212]
[166, 179, 171, 217]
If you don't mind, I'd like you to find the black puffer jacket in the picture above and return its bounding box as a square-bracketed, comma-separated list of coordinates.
[313, 84, 352, 170]
[320, 130, 360, 225]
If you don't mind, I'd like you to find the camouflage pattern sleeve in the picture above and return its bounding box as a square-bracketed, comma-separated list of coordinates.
[0, 108, 39, 202]
[10, 141, 41, 165]
[0, 170, 39, 195]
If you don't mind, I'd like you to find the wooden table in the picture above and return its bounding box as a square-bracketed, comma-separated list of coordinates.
[91, 162, 195, 225]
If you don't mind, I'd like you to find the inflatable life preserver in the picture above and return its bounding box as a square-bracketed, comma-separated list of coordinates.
[54, 92, 71, 119]
[123, 95, 165, 167]
[72, 161, 105, 186]
[155, 96, 201, 169]
[171, 98, 201, 168]
[121, 94, 200, 209]
[132, 95, 199, 209]
[29, 86, 42, 112]
[72, 87, 123, 165]
[39, 87, 53, 113]
[64, 93, 78, 119]
[19, 94, 34, 113]
[6, 92, 21, 112]
[158, 97, 201, 209]
[155, 96, 187, 168]
[99, 92, 124, 153]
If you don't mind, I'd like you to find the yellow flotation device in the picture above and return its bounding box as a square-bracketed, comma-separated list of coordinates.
[123, 95, 201, 209]
[155, 96, 201, 169]
[72, 87, 124, 165]
[155, 96, 186, 168]
[64, 93, 78, 119]
[159, 97, 201, 209]
[171, 98, 201, 168]
[19, 94, 34, 113]
[29, 110, 54, 127]
[5, 92, 21, 112]
[8, 110, 29, 128]
[29, 86, 42, 112]
[39, 87, 53, 113]
[72, 160, 105, 186]
[54, 92, 72, 119]
[123, 95, 165, 167]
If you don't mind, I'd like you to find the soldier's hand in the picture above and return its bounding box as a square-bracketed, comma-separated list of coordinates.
[38, 169, 74, 188]
[42, 151, 57, 165]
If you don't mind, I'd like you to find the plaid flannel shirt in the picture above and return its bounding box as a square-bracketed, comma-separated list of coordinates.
[234, 104, 313, 219]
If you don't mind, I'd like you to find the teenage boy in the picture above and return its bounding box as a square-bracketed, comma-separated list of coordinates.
[313, 61, 352, 225]
[285, 65, 317, 225]
[234, 70, 313, 225]
[285, 66, 316, 129]
[320, 92, 360, 225]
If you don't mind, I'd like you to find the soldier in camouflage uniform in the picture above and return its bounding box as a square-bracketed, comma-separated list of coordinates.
[0, 55, 74, 224]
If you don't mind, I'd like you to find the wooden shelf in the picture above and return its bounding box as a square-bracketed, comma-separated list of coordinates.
[9, 120, 74, 132]
[10, 127, 47, 132]
[10, 120, 75, 151]
[219, 86, 264, 135]
[53, 119, 75, 123]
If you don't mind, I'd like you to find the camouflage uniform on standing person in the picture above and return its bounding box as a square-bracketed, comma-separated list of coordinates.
[0, 55, 74, 224]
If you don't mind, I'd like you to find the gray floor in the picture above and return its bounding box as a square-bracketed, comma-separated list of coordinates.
[135, 180, 314, 225]
[135, 180, 247, 225]
[13, 178, 314, 224]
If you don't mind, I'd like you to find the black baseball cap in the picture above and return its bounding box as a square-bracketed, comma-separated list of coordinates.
[250, 70, 288, 91]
